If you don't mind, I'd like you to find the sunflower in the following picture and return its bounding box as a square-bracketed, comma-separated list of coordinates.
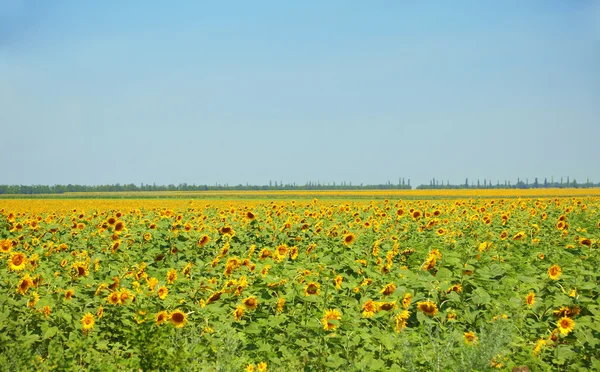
[219, 226, 234, 236]
[198, 235, 210, 247]
[334, 275, 343, 290]
[512, 232, 526, 241]
[276, 298, 285, 313]
[242, 296, 258, 310]
[446, 284, 462, 294]
[155, 310, 168, 326]
[289, 246, 298, 260]
[557, 316, 575, 335]
[167, 268, 177, 284]
[499, 231, 508, 240]
[8, 252, 27, 271]
[343, 233, 355, 245]
[553, 306, 580, 318]
[447, 312, 457, 321]
[526, 292, 535, 307]
[73, 262, 89, 278]
[379, 301, 397, 311]
[394, 310, 410, 333]
[322, 308, 342, 331]
[246, 211, 256, 220]
[464, 332, 477, 345]
[362, 299, 378, 318]
[257, 362, 268, 372]
[107, 291, 121, 305]
[119, 288, 133, 304]
[402, 293, 412, 309]
[548, 264, 562, 280]
[258, 248, 272, 260]
[422, 255, 436, 271]
[417, 301, 438, 316]
[143, 232, 152, 242]
[81, 313, 95, 334]
[0, 239, 13, 253]
[411, 210, 422, 220]
[157, 286, 168, 300]
[64, 289, 75, 301]
[170, 310, 187, 328]
[578, 237, 592, 247]
[207, 291, 221, 304]
[436, 228, 446, 236]
[533, 338, 547, 355]
[43, 306, 51, 318]
[97, 305, 104, 319]
[380, 282, 396, 296]
[304, 282, 320, 296]
[233, 305, 245, 321]
[114, 221, 125, 232]
[17, 274, 33, 295]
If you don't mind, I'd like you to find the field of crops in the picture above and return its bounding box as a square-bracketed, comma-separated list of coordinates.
[1, 194, 599, 371]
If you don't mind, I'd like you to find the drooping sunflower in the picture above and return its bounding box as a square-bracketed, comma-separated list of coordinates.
[242, 296, 258, 310]
[394, 310, 410, 333]
[170, 310, 187, 328]
[233, 305, 245, 321]
[304, 282, 320, 296]
[464, 332, 477, 345]
[557, 316, 575, 335]
[64, 289, 75, 301]
[380, 282, 396, 296]
[322, 308, 342, 331]
[8, 252, 27, 271]
[155, 310, 168, 326]
[422, 255, 436, 271]
[512, 231, 526, 241]
[207, 291, 221, 304]
[417, 301, 438, 316]
[548, 264, 562, 280]
[526, 292, 536, 307]
[81, 313, 95, 334]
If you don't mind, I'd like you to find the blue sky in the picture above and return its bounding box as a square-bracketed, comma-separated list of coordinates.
[1, 0, 599, 187]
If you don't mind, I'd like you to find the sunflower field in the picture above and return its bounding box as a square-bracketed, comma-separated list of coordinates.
[1, 195, 599, 371]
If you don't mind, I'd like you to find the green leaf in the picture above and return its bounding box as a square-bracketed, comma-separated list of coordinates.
[44, 326, 59, 339]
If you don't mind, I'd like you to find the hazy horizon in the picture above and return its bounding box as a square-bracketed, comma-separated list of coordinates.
[2, 1, 599, 187]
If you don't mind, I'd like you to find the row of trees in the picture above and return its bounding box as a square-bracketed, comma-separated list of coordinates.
[1, 177, 597, 194]
[416, 177, 600, 189]
[0, 179, 412, 194]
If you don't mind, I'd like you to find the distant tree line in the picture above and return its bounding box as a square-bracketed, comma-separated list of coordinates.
[2, 176, 598, 194]
[416, 177, 600, 189]
[0, 178, 412, 194]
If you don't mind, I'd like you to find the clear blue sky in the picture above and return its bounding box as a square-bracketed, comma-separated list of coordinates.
[1, 0, 599, 187]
